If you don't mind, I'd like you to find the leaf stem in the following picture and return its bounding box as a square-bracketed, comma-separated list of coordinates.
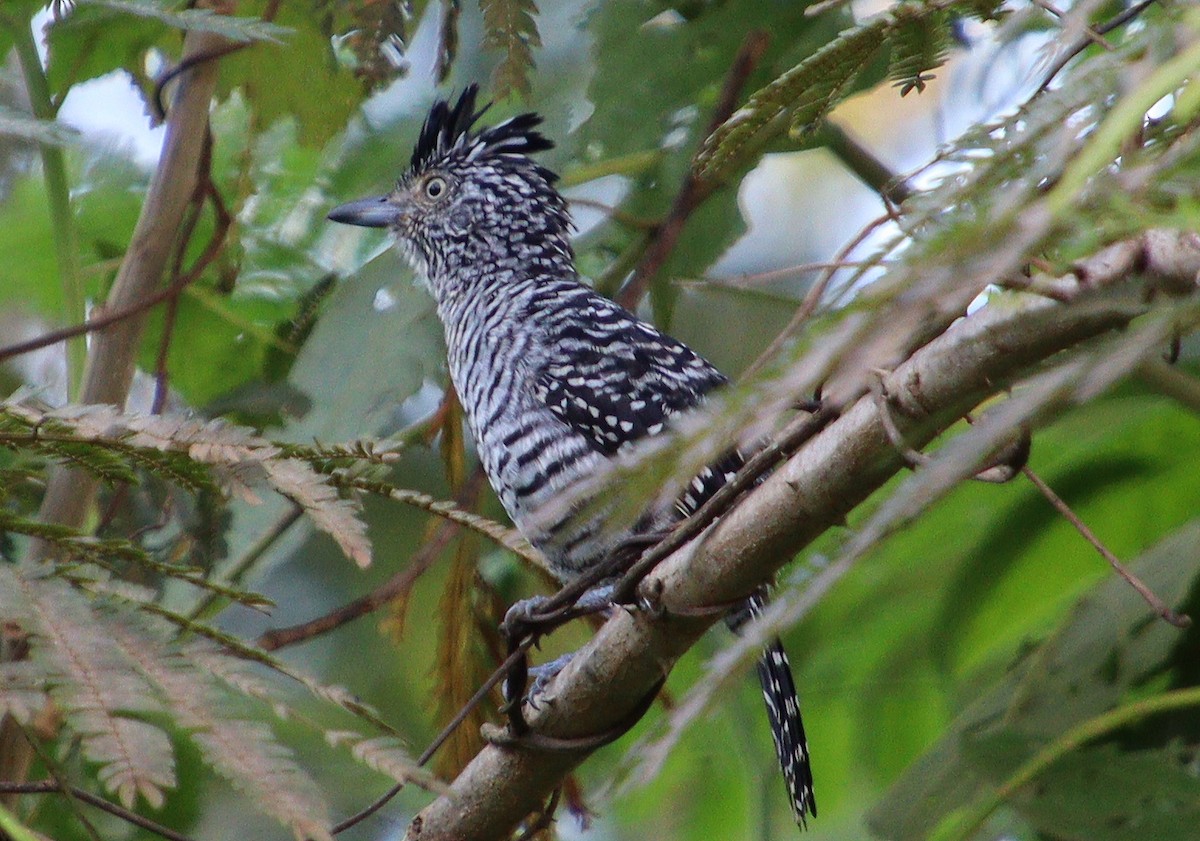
[936, 686, 1200, 841]
[560, 149, 663, 187]
[7, 13, 86, 398]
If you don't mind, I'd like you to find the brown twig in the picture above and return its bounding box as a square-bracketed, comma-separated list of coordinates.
[741, 209, 896, 380]
[1030, 0, 1116, 51]
[151, 0, 284, 118]
[331, 635, 537, 835]
[1033, 0, 1160, 96]
[256, 471, 487, 651]
[0, 780, 193, 841]
[682, 259, 875, 290]
[152, 130, 232, 415]
[0, 273, 205, 365]
[817, 122, 914, 206]
[1020, 465, 1191, 628]
[609, 404, 838, 606]
[615, 30, 770, 310]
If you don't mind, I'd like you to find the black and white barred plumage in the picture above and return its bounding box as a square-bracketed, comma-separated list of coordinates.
[329, 85, 816, 825]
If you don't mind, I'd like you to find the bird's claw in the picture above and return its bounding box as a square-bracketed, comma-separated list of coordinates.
[502, 594, 551, 642]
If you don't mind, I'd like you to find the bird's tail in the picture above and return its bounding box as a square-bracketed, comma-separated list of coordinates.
[731, 591, 817, 827]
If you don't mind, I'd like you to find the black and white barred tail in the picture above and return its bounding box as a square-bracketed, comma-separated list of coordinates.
[735, 592, 817, 826]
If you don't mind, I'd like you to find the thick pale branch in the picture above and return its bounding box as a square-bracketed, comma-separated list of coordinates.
[35, 30, 231, 533]
[403, 231, 1200, 841]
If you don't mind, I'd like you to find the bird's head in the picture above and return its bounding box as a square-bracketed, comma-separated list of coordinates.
[328, 85, 573, 287]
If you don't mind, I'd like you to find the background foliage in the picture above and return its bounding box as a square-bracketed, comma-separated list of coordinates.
[0, 1, 1199, 840]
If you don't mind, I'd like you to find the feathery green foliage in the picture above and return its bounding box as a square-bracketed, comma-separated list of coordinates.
[695, 0, 1005, 183]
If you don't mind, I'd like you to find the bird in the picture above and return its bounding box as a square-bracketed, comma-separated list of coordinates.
[328, 84, 816, 826]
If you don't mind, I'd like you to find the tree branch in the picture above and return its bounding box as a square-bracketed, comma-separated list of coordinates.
[614, 30, 770, 309]
[401, 231, 1200, 841]
[34, 29, 232, 535]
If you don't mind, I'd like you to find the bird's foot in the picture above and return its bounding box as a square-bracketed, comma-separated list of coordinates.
[525, 653, 575, 707]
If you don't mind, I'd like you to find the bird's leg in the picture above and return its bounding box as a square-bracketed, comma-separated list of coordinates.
[500, 583, 616, 641]
[501, 583, 617, 709]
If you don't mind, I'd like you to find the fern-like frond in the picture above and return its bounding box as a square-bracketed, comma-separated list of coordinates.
[0, 566, 176, 809]
[481, 0, 540, 99]
[334, 474, 543, 568]
[262, 459, 371, 567]
[327, 732, 444, 789]
[695, 0, 997, 184]
[0, 661, 50, 725]
[102, 620, 334, 841]
[695, 14, 890, 183]
[0, 400, 372, 567]
[887, 4, 953, 96]
[317, 0, 412, 90]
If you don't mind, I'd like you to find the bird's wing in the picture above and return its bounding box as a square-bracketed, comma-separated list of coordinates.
[533, 295, 726, 455]
[532, 292, 741, 514]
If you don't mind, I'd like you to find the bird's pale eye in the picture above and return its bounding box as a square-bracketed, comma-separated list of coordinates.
[423, 176, 448, 200]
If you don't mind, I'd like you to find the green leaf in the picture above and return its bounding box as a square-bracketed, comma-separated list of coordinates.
[139, 287, 292, 407]
[45, 4, 168, 98]
[869, 519, 1200, 840]
[316, 0, 426, 90]
[695, 14, 890, 183]
[0, 803, 44, 841]
[886, 4, 952, 96]
[969, 740, 1200, 841]
[0, 175, 73, 317]
[575, 0, 847, 312]
[216, 3, 362, 147]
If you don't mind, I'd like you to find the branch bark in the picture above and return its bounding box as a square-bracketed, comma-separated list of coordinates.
[403, 231, 1200, 841]
[34, 29, 231, 533]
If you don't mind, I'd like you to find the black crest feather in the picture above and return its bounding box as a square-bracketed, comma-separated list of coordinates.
[409, 84, 555, 176]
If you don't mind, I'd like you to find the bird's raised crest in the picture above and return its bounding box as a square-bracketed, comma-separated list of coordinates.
[409, 84, 556, 177]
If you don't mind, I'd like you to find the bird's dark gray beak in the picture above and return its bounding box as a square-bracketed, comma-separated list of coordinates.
[327, 195, 400, 228]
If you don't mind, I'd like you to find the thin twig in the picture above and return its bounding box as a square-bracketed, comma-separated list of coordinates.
[186, 503, 304, 621]
[681, 260, 875, 290]
[331, 636, 536, 835]
[256, 534, 446, 649]
[17, 726, 104, 841]
[0, 270, 205, 365]
[1020, 465, 1191, 627]
[817, 122, 914, 206]
[615, 30, 770, 309]
[257, 472, 486, 651]
[0, 781, 193, 841]
[1034, 0, 1160, 96]
[1137, 357, 1200, 415]
[741, 210, 896, 380]
[1030, 0, 1115, 51]
[609, 404, 838, 606]
[567, 198, 659, 231]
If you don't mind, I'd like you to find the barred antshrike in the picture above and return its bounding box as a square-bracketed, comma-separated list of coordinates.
[329, 86, 816, 826]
